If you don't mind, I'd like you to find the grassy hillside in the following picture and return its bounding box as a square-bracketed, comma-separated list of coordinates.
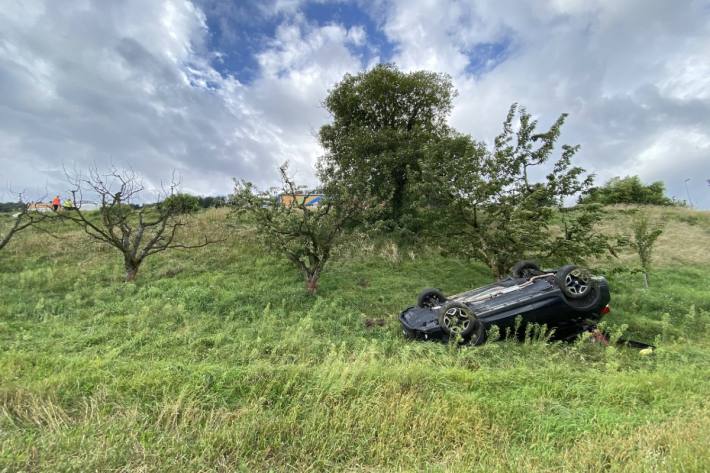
[1, 206, 709, 472]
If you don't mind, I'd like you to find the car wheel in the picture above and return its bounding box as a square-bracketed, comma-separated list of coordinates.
[511, 260, 542, 279]
[564, 288, 603, 312]
[556, 265, 594, 299]
[556, 266, 603, 312]
[437, 301, 479, 339]
[417, 288, 447, 308]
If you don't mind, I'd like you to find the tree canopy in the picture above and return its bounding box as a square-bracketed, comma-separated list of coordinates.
[318, 64, 456, 227]
[421, 103, 608, 277]
[581, 176, 674, 206]
[232, 163, 362, 295]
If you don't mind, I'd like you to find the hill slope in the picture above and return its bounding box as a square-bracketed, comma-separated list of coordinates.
[1, 206, 709, 472]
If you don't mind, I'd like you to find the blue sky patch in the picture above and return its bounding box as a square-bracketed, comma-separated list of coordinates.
[302, 2, 396, 64]
[197, 0, 396, 83]
[464, 38, 513, 76]
[198, 0, 280, 83]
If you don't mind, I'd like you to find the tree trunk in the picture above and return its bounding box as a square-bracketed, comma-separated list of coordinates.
[125, 259, 141, 282]
[642, 271, 649, 288]
[305, 272, 319, 295]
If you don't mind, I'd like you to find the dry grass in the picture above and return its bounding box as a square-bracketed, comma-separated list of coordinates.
[593, 205, 710, 267]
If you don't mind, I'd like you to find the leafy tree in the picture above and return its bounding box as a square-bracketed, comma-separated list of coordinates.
[64, 167, 221, 282]
[581, 176, 673, 206]
[232, 164, 362, 295]
[425, 104, 608, 277]
[318, 64, 456, 227]
[161, 193, 200, 215]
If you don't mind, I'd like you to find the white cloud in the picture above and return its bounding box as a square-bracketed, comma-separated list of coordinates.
[377, 0, 710, 207]
[0, 0, 363, 201]
[630, 129, 710, 203]
[346, 25, 367, 46]
[1, 0, 709, 207]
[248, 18, 363, 180]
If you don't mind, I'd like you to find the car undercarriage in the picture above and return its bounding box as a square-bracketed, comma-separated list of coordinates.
[399, 262, 612, 345]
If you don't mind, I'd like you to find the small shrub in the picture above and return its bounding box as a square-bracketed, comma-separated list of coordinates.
[231, 163, 363, 295]
[627, 212, 664, 287]
[160, 193, 201, 215]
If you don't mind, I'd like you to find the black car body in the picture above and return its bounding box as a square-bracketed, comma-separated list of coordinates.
[399, 264, 611, 344]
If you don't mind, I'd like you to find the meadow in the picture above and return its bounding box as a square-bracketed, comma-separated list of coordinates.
[1, 205, 709, 472]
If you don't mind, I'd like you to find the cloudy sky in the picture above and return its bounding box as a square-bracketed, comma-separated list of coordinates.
[1, 0, 709, 207]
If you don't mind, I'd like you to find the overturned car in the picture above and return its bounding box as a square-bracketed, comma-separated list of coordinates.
[399, 262, 611, 344]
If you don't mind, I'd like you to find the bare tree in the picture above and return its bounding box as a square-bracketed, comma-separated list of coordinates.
[0, 193, 50, 251]
[232, 163, 362, 295]
[64, 166, 221, 282]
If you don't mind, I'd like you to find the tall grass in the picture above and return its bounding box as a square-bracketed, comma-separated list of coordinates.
[1, 206, 709, 472]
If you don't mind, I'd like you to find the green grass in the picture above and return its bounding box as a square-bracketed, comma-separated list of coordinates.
[1, 208, 709, 472]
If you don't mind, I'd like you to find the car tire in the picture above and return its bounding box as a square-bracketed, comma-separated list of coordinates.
[511, 260, 542, 279]
[417, 288, 447, 308]
[564, 289, 603, 312]
[437, 301, 479, 339]
[556, 265, 594, 299]
[556, 266, 603, 312]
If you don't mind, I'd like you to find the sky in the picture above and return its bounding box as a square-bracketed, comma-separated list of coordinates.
[1, 0, 709, 207]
